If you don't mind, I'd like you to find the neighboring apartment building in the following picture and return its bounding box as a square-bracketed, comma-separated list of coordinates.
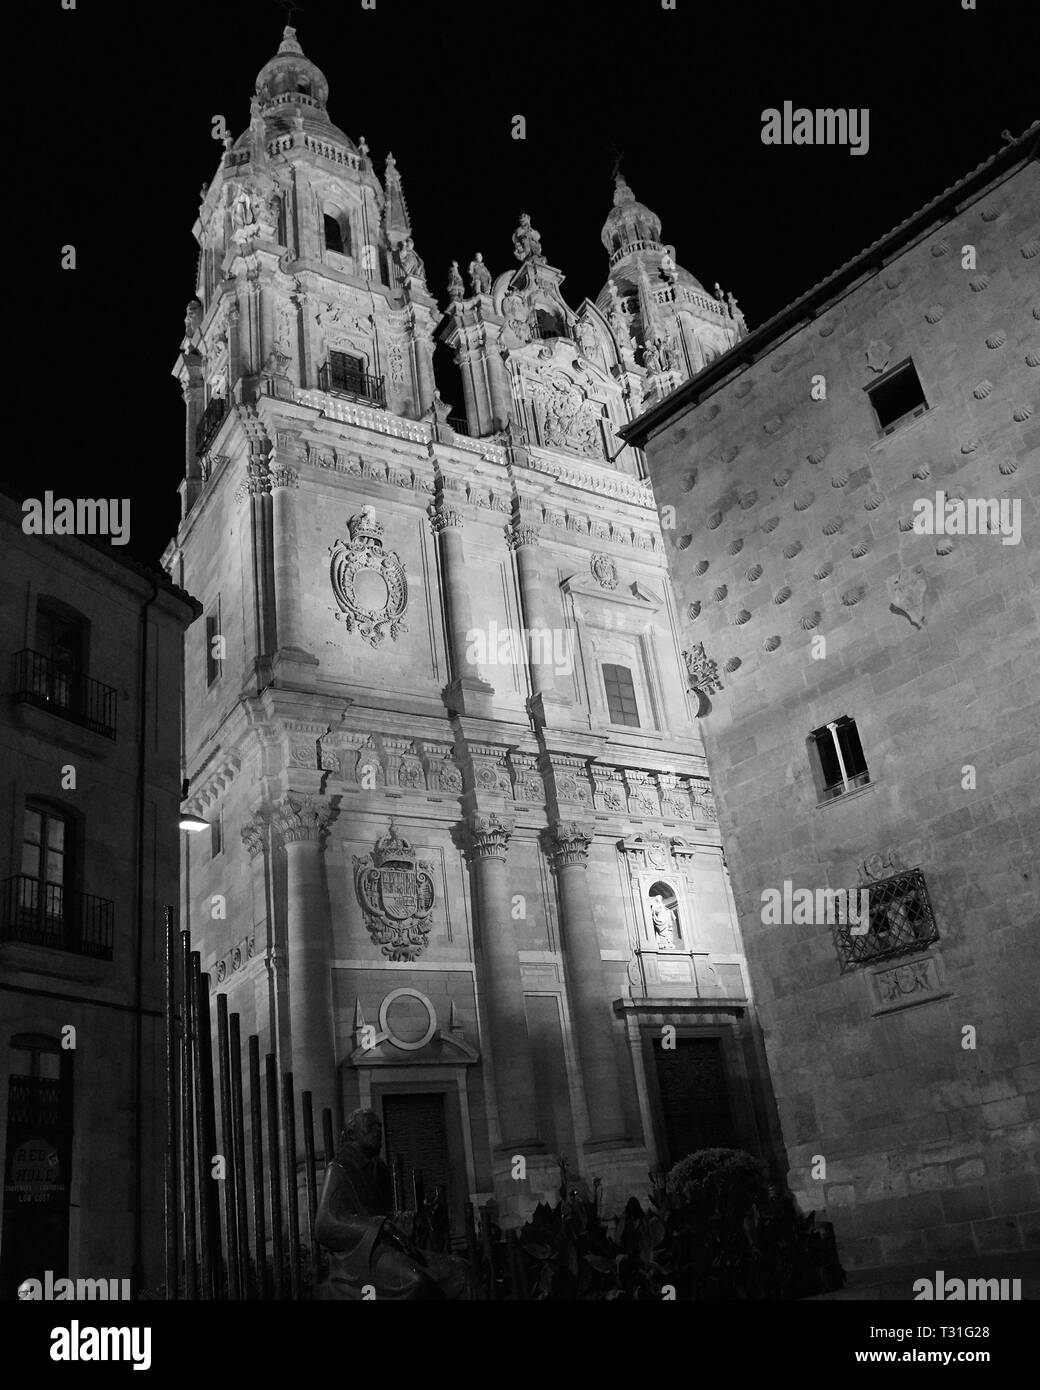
[162, 25, 779, 1229]
[624, 127, 1040, 1272]
[0, 491, 199, 1297]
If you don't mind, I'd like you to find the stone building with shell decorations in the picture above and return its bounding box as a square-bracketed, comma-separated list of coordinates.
[162, 25, 779, 1229]
[624, 126, 1040, 1275]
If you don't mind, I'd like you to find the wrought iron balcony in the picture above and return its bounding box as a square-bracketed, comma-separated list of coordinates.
[1, 874, 115, 960]
[833, 867, 939, 972]
[318, 362, 386, 408]
[195, 395, 229, 457]
[446, 415, 470, 436]
[12, 649, 117, 739]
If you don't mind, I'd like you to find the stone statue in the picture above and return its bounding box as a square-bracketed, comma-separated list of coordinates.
[398, 236, 426, 283]
[512, 212, 543, 262]
[468, 252, 492, 296]
[230, 185, 260, 229]
[650, 894, 677, 950]
[577, 319, 598, 357]
[314, 1109, 473, 1300]
[714, 281, 725, 303]
[726, 291, 747, 336]
[447, 260, 464, 301]
[643, 338, 663, 374]
[660, 251, 679, 285]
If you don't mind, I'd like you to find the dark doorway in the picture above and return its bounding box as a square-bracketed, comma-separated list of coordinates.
[653, 1035, 736, 1166]
[381, 1093, 450, 1214]
[1, 1037, 74, 1299]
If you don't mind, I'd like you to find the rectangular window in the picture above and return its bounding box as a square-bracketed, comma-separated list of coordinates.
[866, 359, 928, 435]
[205, 602, 222, 688]
[328, 349, 365, 393]
[603, 663, 640, 727]
[809, 717, 870, 801]
[210, 812, 223, 859]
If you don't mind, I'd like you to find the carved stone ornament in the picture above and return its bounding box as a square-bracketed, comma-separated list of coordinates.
[590, 553, 619, 589]
[353, 821, 436, 962]
[865, 339, 893, 374]
[857, 847, 905, 886]
[683, 643, 723, 699]
[329, 506, 408, 647]
[550, 821, 594, 870]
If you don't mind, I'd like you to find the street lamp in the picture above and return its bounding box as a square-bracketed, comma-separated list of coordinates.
[179, 813, 209, 833]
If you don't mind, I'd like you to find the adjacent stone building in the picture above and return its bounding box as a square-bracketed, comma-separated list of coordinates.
[162, 26, 778, 1229]
[625, 127, 1040, 1272]
[0, 492, 199, 1297]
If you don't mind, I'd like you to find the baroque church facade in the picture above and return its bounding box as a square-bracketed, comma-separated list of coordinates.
[163, 26, 777, 1225]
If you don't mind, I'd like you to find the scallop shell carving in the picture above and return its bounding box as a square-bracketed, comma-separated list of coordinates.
[687, 602, 701, 620]
[898, 516, 915, 532]
[739, 490, 758, 509]
[969, 276, 989, 292]
[960, 439, 980, 454]
[864, 494, 883, 511]
[761, 516, 780, 533]
[831, 471, 849, 488]
[682, 471, 698, 491]
[945, 485, 966, 503]
[763, 416, 783, 435]
[912, 463, 931, 480]
[1026, 351, 1040, 368]
[677, 534, 693, 549]
[723, 445, 740, 463]
[704, 404, 720, 421]
[1033, 306, 1040, 320]
[706, 511, 723, 530]
[998, 459, 1019, 475]
[733, 609, 752, 626]
[972, 381, 993, 399]
[935, 538, 954, 557]
[819, 323, 836, 338]
[734, 381, 753, 398]
[1013, 404, 1034, 422]
[850, 541, 870, 559]
[783, 541, 802, 559]
[712, 584, 728, 602]
[770, 355, 788, 374]
[794, 492, 815, 511]
[773, 586, 792, 605]
[1022, 238, 1040, 259]
[800, 612, 821, 631]
[807, 448, 826, 465]
[981, 205, 1000, 222]
[924, 304, 945, 324]
[884, 271, 902, 290]
[985, 331, 1006, 349]
[727, 537, 745, 555]
[745, 564, 763, 582]
[724, 657, 742, 673]
[773, 469, 791, 487]
[822, 517, 844, 536]
[813, 562, 833, 581]
[693, 560, 710, 576]
[930, 239, 950, 257]
[763, 636, 782, 652]
[841, 586, 866, 606]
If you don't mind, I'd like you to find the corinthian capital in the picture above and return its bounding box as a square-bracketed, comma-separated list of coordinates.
[465, 810, 515, 861]
[240, 813, 267, 860]
[273, 794, 330, 846]
[550, 820, 594, 870]
[507, 522, 540, 551]
[427, 500, 465, 535]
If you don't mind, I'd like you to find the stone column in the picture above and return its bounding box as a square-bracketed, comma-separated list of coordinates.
[272, 795, 337, 1126]
[428, 501, 494, 717]
[508, 522, 572, 728]
[549, 821, 628, 1147]
[465, 812, 543, 1152]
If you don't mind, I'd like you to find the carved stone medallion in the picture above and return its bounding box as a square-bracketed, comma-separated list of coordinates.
[353, 822, 435, 962]
[329, 506, 408, 647]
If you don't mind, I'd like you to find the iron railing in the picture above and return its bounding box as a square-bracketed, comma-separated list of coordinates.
[6, 1074, 73, 1128]
[12, 649, 117, 739]
[833, 867, 938, 972]
[1, 874, 115, 960]
[446, 415, 470, 436]
[195, 396, 229, 457]
[318, 362, 386, 408]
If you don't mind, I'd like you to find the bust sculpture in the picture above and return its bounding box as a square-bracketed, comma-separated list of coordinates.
[314, 1108, 472, 1300]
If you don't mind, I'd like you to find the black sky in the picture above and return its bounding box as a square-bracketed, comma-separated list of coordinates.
[35, 0, 1039, 569]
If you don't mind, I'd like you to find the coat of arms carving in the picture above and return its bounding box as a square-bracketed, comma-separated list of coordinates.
[329, 506, 408, 647]
[354, 822, 435, 962]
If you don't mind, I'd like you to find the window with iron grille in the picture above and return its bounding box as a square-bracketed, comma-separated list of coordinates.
[603, 663, 640, 727]
[328, 349, 365, 393]
[833, 867, 939, 971]
[808, 717, 870, 801]
[866, 358, 928, 435]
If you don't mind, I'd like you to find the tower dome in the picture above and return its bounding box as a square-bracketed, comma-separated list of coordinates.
[255, 26, 330, 111]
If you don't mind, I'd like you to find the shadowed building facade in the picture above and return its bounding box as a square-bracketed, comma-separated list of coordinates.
[163, 26, 778, 1228]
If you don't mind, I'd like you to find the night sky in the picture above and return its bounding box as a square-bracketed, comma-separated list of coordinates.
[38, 0, 1038, 569]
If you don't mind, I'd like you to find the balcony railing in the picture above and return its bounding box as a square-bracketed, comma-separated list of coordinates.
[318, 362, 386, 408]
[12, 650, 117, 739]
[195, 395, 229, 457]
[1, 874, 115, 960]
[833, 867, 939, 972]
[446, 415, 470, 436]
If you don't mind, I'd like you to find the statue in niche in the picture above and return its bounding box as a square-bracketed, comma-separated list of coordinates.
[503, 288, 531, 342]
[468, 252, 492, 296]
[650, 893, 677, 951]
[512, 212, 543, 262]
[398, 236, 426, 283]
[315, 1109, 473, 1300]
[446, 260, 464, 300]
[577, 319, 598, 358]
[643, 339, 663, 374]
[230, 184, 260, 229]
